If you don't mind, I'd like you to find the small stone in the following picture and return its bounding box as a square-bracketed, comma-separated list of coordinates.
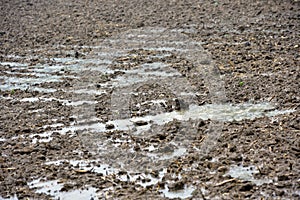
[74, 51, 79, 58]
[239, 183, 253, 191]
[105, 123, 115, 129]
[244, 41, 251, 47]
[134, 120, 148, 126]
[22, 128, 31, 133]
[168, 181, 184, 191]
[13, 147, 33, 154]
[278, 174, 289, 181]
[198, 120, 205, 127]
[37, 155, 46, 160]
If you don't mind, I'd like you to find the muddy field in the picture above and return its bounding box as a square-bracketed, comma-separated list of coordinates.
[0, 0, 299, 199]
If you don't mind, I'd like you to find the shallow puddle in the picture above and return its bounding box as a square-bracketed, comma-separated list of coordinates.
[20, 158, 174, 199]
[71, 102, 293, 134]
[20, 96, 97, 106]
[23, 101, 294, 146]
[106, 62, 181, 87]
[44, 159, 166, 187]
[160, 184, 195, 199]
[0, 83, 57, 93]
[45, 159, 117, 176]
[28, 179, 99, 200]
[147, 146, 187, 161]
[0, 62, 28, 67]
[0, 55, 112, 94]
[224, 165, 272, 186]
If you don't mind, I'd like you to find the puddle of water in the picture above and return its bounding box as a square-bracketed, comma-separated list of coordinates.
[65, 100, 98, 106]
[28, 159, 171, 200]
[20, 97, 53, 102]
[4, 71, 75, 80]
[2, 75, 63, 85]
[45, 159, 117, 176]
[178, 103, 294, 122]
[99, 62, 181, 88]
[32, 87, 58, 93]
[144, 47, 179, 52]
[29, 122, 91, 143]
[55, 187, 98, 200]
[71, 88, 106, 95]
[29, 179, 63, 195]
[143, 144, 157, 152]
[0, 62, 28, 67]
[0, 83, 57, 93]
[159, 147, 186, 160]
[130, 62, 179, 76]
[52, 57, 112, 65]
[45, 159, 167, 188]
[1, 54, 113, 95]
[147, 147, 187, 161]
[42, 123, 65, 129]
[28, 179, 99, 200]
[30, 64, 67, 74]
[20, 97, 97, 106]
[160, 184, 195, 199]
[100, 102, 294, 134]
[30, 131, 54, 144]
[28, 101, 293, 144]
[224, 165, 272, 186]
[5, 55, 25, 59]
[1, 66, 63, 93]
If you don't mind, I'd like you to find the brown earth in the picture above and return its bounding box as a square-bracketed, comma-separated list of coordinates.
[0, 0, 299, 199]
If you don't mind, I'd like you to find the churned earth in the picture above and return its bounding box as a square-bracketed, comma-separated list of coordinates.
[0, 0, 299, 199]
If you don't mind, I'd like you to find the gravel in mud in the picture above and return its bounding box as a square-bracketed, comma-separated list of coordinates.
[1, 0, 299, 199]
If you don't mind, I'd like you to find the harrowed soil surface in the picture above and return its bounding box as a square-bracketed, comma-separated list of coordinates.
[0, 0, 299, 199]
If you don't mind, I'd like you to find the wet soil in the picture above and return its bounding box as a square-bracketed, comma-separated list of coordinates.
[1, 0, 299, 199]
